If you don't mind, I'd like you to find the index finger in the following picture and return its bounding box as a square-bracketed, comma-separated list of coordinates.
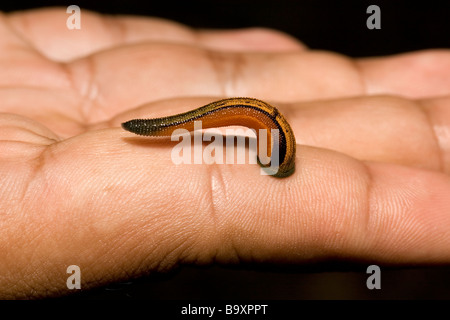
[3, 122, 450, 298]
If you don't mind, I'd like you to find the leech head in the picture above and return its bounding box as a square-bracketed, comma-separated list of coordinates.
[122, 119, 164, 136]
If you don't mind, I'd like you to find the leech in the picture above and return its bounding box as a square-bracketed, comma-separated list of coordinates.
[121, 97, 296, 178]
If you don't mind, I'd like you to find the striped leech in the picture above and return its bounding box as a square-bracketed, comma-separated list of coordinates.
[121, 97, 296, 178]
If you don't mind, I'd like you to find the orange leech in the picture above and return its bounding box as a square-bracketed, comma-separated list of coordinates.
[122, 97, 296, 177]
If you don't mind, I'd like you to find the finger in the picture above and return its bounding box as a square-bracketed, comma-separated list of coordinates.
[106, 95, 450, 173]
[66, 44, 364, 122]
[197, 28, 306, 52]
[0, 88, 85, 138]
[66, 45, 450, 123]
[289, 95, 450, 173]
[5, 10, 450, 104]
[6, 8, 304, 62]
[2, 125, 450, 298]
[357, 50, 450, 98]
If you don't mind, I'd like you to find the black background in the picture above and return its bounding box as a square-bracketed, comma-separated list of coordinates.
[1, 1, 450, 300]
[1, 0, 449, 57]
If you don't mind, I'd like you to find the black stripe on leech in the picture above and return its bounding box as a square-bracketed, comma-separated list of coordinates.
[121, 104, 288, 164]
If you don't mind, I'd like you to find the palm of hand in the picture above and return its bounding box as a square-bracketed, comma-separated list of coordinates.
[1, 8, 450, 298]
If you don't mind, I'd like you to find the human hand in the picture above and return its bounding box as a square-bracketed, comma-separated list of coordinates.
[1, 8, 450, 299]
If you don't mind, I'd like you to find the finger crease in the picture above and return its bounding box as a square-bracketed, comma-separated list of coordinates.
[207, 50, 242, 97]
[363, 162, 376, 234]
[206, 163, 222, 262]
[3, 13, 47, 60]
[417, 101, 445, 172]
[353, 60, 369, 96]
[67, 55, 99, 126]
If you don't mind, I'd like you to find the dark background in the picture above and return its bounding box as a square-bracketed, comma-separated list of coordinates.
[2, 1, 450, 300]
[2, 0, 449, 57]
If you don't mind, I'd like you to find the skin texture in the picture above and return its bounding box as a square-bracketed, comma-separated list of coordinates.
[0, 8, 450, 298]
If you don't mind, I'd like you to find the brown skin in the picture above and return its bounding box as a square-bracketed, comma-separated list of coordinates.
[0, 8, 450, 299]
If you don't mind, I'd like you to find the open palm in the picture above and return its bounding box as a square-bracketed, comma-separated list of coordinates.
[1, 8, 450, 298]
